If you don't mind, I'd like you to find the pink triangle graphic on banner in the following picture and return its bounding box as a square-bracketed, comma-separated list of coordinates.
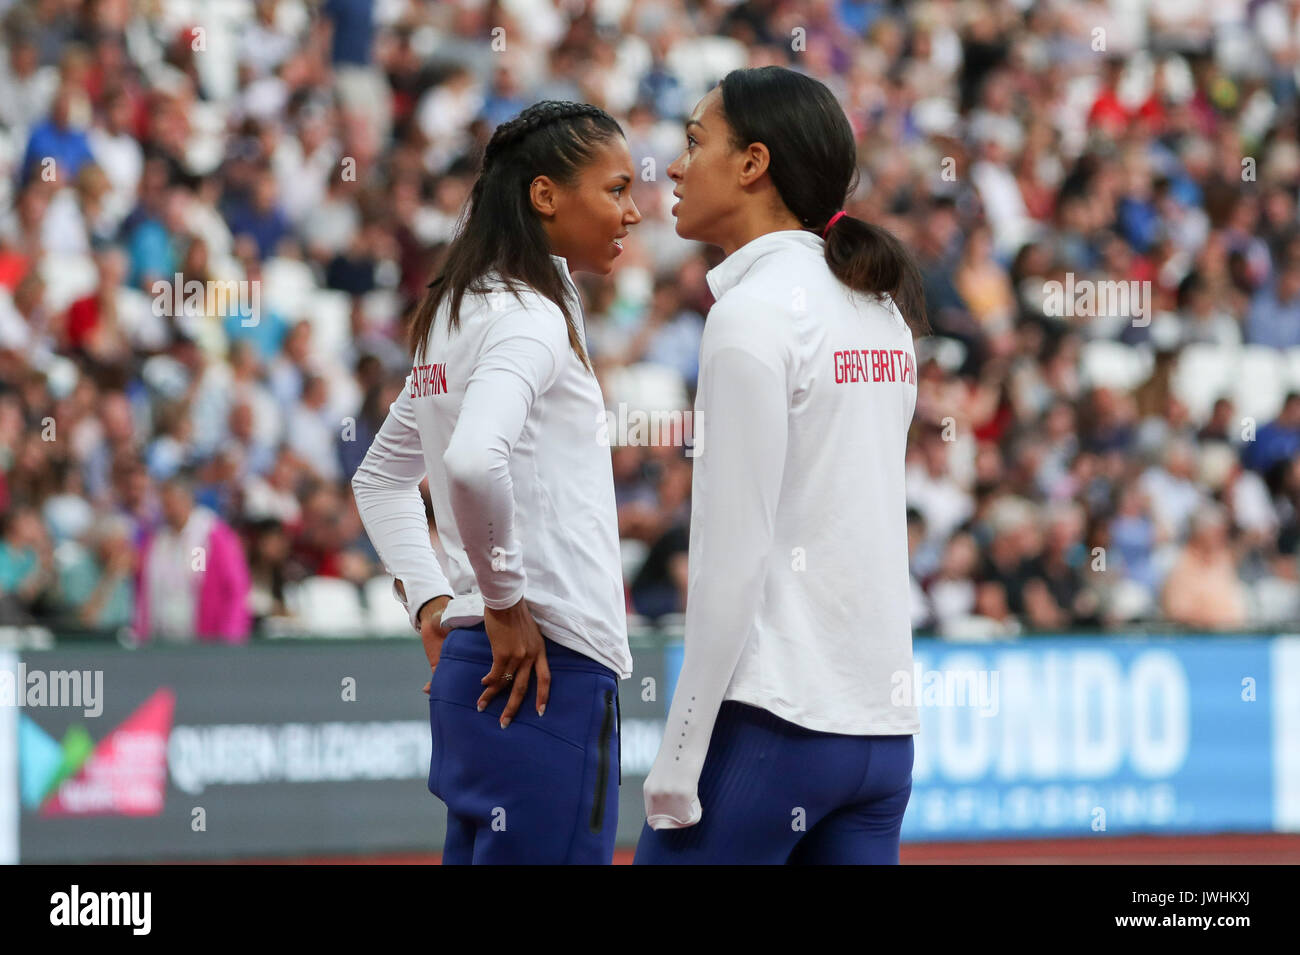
[41, 688, 176, 817]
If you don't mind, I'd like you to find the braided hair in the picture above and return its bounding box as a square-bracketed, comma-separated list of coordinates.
[410, 100, 624, 367]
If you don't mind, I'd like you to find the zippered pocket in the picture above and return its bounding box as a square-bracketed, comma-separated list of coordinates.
[589, 689, 615, 834]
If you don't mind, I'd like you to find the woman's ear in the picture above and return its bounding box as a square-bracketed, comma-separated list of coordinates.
[529, 175, 559, 218]
[738, 142, 772, 188]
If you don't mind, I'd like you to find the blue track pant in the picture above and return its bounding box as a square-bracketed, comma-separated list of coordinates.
[634, 701, 914, 864]
[428, 624, 621, 864]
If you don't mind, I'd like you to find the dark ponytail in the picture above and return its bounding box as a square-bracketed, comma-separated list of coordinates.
[718, 66, 929, 336]
[822, 214, 929, 335]
[409, 100, 624, 366]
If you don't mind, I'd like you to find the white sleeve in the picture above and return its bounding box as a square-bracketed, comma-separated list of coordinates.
[442, 303, 569, 609]
[350, 376, 455, 633]
[642, 308, 790, 829]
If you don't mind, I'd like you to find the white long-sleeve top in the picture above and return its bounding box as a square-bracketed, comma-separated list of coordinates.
[644, 229, 921, 829]
[350, 254, 632, 679]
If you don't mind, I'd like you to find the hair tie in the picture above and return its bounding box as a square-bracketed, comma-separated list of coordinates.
[822, 210, 847, 238]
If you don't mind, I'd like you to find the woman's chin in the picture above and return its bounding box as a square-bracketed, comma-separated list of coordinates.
[574, 257, 614, 276]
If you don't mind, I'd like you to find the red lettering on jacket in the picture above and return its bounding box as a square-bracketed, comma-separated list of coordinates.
[830, 348, 915, 387]
[409, 362, 450, 397]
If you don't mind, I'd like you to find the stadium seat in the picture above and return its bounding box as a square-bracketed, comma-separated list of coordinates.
[1234, 346, 1287, 424]
[1172, 343, 1239, 424]
[916, 335, 967, 372]
[1251, 577, 1300, 626]
[620, 538, 650, 582]
[1106, 577, 1155, 624]
[260, 256, 318, 319]
[361, 288, 400, 327]
[665, 36, 747, 101]
[604, 362, 689, 417]
[1284, 347, 1300, 394]
[363, 575, 415, 636]
[1080, 340, 1154, 391]
[940, 615, 1020, 641]
[39, 252, 98, 313]
[305, 288, 353, 361]
[283, 576, 367, 637]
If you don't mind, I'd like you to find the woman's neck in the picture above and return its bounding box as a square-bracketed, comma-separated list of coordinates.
[717, 204, 806, 257]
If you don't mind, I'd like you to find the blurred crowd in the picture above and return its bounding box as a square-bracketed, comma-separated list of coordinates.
[0, 0, 1299, 643]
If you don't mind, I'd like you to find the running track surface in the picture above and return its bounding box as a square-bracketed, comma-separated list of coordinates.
[198, 833, 1300, 865]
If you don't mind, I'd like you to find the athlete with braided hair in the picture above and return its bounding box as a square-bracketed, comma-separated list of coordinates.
[351, 101, 641, 863]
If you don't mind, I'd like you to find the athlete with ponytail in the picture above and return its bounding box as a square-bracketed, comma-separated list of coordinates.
[351, 101, 641, 864]
[635, 66, 929, 864]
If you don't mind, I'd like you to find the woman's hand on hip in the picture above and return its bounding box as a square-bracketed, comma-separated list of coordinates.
[478, 597, 551, 727]
[418, 595, 454, 694]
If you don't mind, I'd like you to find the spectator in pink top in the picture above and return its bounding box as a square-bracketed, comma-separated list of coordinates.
[132, 475, 251, 644]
